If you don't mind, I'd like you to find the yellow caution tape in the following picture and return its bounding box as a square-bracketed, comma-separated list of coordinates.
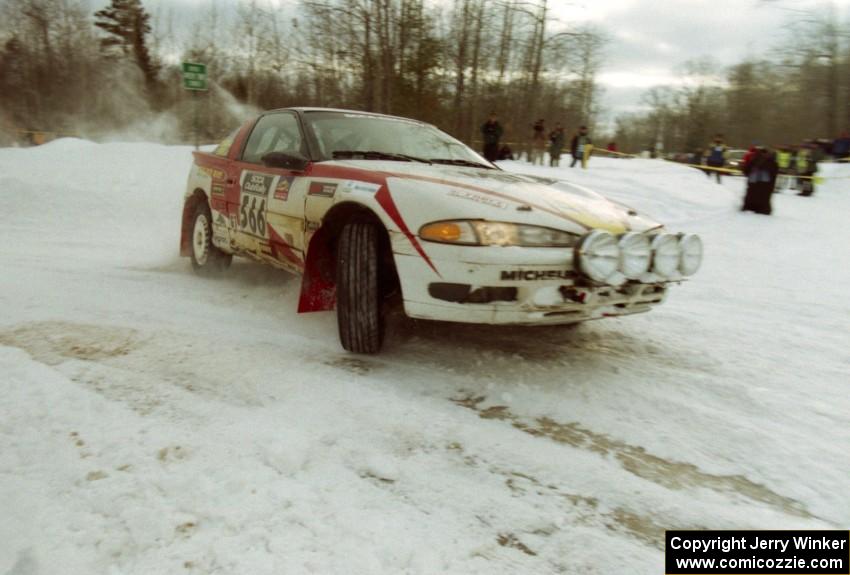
[590, 148, 832, 181]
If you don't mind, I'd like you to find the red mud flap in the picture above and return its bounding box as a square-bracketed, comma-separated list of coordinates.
[297, 227, 336, 313]
[297, 272, 336, 312]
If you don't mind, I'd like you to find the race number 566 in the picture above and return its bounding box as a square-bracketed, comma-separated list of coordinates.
[239, 171, 272, 237]
[239, 194, 266, 236]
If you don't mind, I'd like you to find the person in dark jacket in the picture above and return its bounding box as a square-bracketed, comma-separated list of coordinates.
[530, 119, 546, 165]
[703, 134, 727, 183]
[832, 131, 850, 161]
[570, 126, 592, 168]
[481, 113, 503, 162]
[497, 144, 514, 161]
[548, 123, 566, 167]
[741, 147, 778, 215]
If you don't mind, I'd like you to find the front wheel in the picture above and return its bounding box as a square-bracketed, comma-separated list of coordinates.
[190, 201, 232, 273]
[336, 221, 384, 353]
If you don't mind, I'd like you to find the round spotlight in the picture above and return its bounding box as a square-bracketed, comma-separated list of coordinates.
[576, 230, 620, 283]
[679, 234, 703, 276]
[618, 232, 652, 279]
[651, 234, 681, 277]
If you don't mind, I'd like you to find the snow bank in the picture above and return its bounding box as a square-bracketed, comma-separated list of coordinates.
[1, 142, 848, 574]
[0, 139, 192, 269]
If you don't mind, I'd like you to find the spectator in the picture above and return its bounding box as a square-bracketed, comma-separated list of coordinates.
[548, 123, 566, 167]
[497, 144, 514, 161]
[796, 143, 818, 197]
[570, 126, 592, 168]
[530, 119, 546, 165]
[741, 145, 757, 168]
[832, 131, 850, 162]
[775, 145, 793, 192]
[691, 148, 704, 166]
[480, 113, 503, 162]
[703, 134, 727, 184]
[741, 146, 778, 215]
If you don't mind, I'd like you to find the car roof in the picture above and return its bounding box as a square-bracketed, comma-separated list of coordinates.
[267, 107, 428, 125]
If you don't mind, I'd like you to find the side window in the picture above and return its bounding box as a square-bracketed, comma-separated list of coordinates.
[213, 127, 240, 157]
[241, 113, 304, 164]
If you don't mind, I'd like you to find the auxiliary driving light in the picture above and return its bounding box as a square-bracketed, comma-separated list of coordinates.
[575, 230, 620, 283]
[618, 232, 652, 279]
[651, 233, 681, 277]
[678, 234, 703, 276]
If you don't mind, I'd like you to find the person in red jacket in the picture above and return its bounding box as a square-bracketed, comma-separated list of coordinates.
[740, 145, 758, 171]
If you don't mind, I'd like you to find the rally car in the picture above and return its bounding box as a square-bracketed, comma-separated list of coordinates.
[180, 108, 703, 353]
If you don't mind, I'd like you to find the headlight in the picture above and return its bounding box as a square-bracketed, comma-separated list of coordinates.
[419, 220, 578, 247]
[618, 232, 652, 279]
[651, 233, 681, 277]
[575, 230, 620, 282]
[679, 234, 703, 276]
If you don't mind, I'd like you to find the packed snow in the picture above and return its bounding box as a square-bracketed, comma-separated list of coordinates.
[1, 140, 848, 574]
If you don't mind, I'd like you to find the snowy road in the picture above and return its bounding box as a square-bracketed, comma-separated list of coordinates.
[1, 141, 848, 574]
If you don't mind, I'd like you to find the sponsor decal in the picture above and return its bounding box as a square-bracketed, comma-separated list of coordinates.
[211, 183, 225, 196]
[274, 177, 294, 201]
[199, 166, 226, 180]
[342, 180, 381, 194]
[447, 188, 507, 209]
[308, 181, 338, 198]
[242, 171, 274, 196]
[501, 269, 573, 281]
[447, 169, 524, 183]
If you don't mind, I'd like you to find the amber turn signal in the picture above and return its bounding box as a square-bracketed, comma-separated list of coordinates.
[420, 221, 464, 242]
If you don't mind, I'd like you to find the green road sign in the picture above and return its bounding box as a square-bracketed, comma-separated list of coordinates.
[182, 62, 208, 91]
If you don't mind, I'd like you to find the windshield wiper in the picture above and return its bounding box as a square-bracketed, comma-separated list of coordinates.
[428, 158, 494, 169]
[332, 150, 432, 164]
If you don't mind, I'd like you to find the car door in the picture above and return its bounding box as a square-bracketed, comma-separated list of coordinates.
[228, 112, 309, 271]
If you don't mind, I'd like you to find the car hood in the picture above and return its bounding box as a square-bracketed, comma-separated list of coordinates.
[323, 160, 662, 234]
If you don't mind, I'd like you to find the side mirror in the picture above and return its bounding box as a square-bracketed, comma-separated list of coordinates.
[261, 151, 309, 171]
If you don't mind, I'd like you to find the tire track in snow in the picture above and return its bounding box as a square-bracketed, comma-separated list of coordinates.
[452, 395, 813, 520]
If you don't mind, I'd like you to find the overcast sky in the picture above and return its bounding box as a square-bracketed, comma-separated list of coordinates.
[552, 0, 850, 120]
[140, 0, 848, 121]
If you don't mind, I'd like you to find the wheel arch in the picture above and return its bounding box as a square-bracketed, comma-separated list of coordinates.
[180, 188, 209, 257]
[298, 201, 397, 313]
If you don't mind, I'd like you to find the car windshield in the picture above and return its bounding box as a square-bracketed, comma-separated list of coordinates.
[303, 111, 492, 168]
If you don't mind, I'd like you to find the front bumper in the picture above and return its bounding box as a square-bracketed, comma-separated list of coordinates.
[392, 242, 674, 325]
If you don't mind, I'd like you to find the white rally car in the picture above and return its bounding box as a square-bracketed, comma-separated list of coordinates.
[180, 108, 703, 353]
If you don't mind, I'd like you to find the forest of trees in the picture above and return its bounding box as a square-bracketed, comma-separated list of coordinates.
[0, 0, 607, 146]
[0, 0, 847, 153]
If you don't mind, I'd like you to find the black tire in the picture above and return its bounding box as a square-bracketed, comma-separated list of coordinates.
[190, 201, 232, 273]
[336, 221, 384, 353]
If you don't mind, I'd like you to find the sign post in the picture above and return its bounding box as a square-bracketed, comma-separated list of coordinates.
[181, 62, 208, 150]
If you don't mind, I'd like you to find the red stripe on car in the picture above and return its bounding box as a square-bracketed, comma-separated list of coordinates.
[267, 225, 305, 269]
[374, 185, 441, 278]
[310, 165, 442, 277]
